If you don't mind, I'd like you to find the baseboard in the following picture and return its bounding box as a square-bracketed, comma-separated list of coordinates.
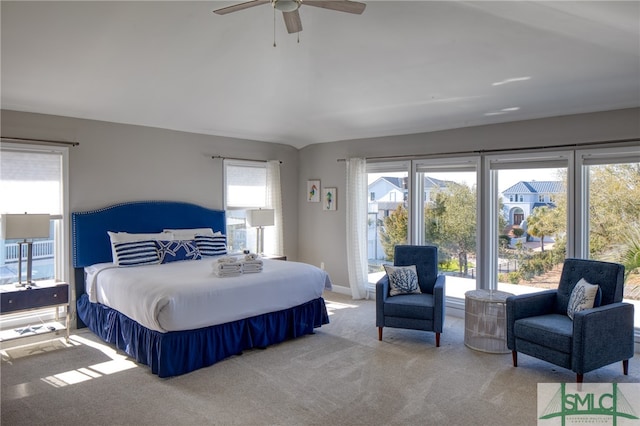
[329, 285, 352, 296]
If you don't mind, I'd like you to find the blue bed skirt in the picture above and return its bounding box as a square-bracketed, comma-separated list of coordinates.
[77, 294, 329, 377]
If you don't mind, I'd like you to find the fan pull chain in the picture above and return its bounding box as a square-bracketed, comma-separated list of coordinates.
[273, 8, 276, 47]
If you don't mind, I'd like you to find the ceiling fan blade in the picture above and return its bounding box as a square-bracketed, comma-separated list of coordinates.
[282, 10, 303, 34]
[303, 1, 366, 14]
[213, 0, 270, 15]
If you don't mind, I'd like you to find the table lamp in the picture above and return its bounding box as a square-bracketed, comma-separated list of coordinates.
[246, 209, 274, 255]
[2, 213, 50, 286]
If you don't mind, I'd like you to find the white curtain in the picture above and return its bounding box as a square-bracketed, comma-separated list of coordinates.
[346, 157, 368, 299]
[265, 160, 284, 256]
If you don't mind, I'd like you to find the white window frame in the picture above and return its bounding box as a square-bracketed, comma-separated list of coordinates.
[223, 159, 270, 253]
[483, 150, 572, 290]
[574, 145, 640, 259]
[412, 156, 480, 246]
[0, 142, 69, 329]
[365, 144, 639, 337]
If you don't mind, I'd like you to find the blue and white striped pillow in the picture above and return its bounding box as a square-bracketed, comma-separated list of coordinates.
[113, 240, 160, 267]
[195, 234, 227, 256]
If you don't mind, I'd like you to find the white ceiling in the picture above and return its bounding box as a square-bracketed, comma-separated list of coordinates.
[1, 1, 639, 149]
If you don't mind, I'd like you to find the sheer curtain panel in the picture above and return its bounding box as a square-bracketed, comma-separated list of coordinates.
[265, 160, 283, 256]
[346, 158, 368, 299]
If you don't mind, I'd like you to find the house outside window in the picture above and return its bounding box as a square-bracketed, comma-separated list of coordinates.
[366, 163, 409, 271]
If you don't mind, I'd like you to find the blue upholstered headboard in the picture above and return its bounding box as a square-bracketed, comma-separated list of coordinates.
[72, 200, 226, 268]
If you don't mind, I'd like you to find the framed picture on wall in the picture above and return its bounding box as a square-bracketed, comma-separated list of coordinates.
[307, 180, 320, 202]
[322, 187, 336, 211]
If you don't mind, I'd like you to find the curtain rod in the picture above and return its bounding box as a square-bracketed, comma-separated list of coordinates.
[1, 136, 79, 147]
[336, 138, 638, 162]
[212, 155, 282, 164]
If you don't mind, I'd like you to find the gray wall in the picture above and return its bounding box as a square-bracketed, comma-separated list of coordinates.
[0, 108, 299, 267]
[297, 108, 640, 291]
[3, 107, 639, 294]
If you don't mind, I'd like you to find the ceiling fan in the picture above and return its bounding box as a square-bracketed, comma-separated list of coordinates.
[213, 0, 366, 34]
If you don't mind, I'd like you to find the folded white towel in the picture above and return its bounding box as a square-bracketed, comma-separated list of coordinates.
[241, 257, 263, 274]
[213, 262, 242, 272]
[212, 259, 242, 278]
[217, 256, 238, 264]
[242, 259, 263, 266]
[213, 270, 242, 278]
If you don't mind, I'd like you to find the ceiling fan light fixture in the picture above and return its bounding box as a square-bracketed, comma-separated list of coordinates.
[272, 0, 301, 13]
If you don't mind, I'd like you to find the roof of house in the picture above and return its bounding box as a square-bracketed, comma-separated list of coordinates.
[378, 177, 405, 189]
[532, 202, 556, 209]
[502, 181, 564, 195]
[424, 176, 449, 189]
[370, 176, 451, 190]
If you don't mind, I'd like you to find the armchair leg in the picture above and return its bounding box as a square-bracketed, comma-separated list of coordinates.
[435, 332, 440, 347]
[378, 327, 382, 341]
[623, 359, 629, 375]
[576, 374, 583, 383]
[512, 351, 518, 367]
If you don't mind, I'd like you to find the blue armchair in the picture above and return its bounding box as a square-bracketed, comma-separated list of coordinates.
[376, 245, 446, 347]
[506, 258, 634, 382]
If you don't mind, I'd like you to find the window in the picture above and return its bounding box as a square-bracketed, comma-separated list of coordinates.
[362, 143, 639, 334]
[1, 144, 68, 286]
[366, 161, 409, 284]
[577, 146, 640, 327]
[413, 158, 478, 298]
[370, 192, 375, 201]
[224, 160, 270, 253]
[487, 153, 568, 294]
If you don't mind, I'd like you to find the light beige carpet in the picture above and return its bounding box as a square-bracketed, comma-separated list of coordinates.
[1, 291, 638, 426]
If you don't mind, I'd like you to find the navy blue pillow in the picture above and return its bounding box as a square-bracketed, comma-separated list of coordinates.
[155, 240, 202, 264]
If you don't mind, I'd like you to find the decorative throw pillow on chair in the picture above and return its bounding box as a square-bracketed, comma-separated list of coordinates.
[384, 264, 421, 296]
[567, 278, 600, 320]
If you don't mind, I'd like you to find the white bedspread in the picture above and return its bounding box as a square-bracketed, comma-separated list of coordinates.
[84, 258, 332, 333]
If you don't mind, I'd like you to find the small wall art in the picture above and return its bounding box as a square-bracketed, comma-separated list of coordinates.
[322, 187, 336, 211]
[307, 180, 320, 202]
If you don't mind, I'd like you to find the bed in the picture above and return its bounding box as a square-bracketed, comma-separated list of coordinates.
[72, 201, 330, 377]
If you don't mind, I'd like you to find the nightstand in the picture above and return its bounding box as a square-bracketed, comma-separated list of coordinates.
[0, 281, 70, 343]
[262, 254, 287, 261]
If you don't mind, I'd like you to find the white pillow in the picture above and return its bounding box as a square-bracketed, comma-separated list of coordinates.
[567, 278, 600, 320]
[107, 231, 173, 263]
[384, 264, 421, 296]
[163, 228, 221, 240]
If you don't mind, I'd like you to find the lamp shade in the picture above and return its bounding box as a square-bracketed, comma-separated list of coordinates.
[2, 213, 50, 240]
[246, 209, 274, 227]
